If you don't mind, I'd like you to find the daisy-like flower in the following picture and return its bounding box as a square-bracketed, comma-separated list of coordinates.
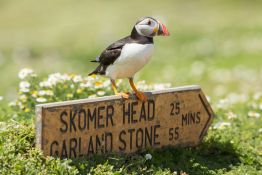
[19, 81, 30, 89]
[17, 101, 24, 109]
[85, 75, 96, 81]
[213, 121, 231, 129]
[73, 75, 83, 83]
[45, 90, 54, 96]
[19, 81, 30, 92]
[38, 90, 54, 96]
[253, 92, 262, 100]
[153, 83, 171, 90]
[38, 90, 46, 96]
[145, 153, 152, 160]
[39, 81, 52, 88]
[36, 97, 47, 103]
[227, 111, 237, 119]
[137, 81, 149, 90]
[8, 101, 16, 106]
[80, 82, 92, 88]
[18, 68, 34, 79]
[97, 90, 106, 96]
[88, 94, 97, 99]
[41, 73, 71, 87]
[216, 99, 229, 109]
[259, 103, 262, 110]
[248, 111, 261, 118]
[94, 81, 103, 89]
[19, 94, 27, 102]
[102, 80, 111, 87]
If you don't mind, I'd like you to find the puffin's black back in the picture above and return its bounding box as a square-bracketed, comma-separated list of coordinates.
[88, 25, 153, 76]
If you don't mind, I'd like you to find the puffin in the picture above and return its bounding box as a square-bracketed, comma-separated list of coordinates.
[89, 16, 169, 101]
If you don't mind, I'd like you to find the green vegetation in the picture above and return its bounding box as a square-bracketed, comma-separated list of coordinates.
[0, 0, 261, 174]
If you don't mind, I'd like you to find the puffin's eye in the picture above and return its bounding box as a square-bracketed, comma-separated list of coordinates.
[147, 20, 151, 25]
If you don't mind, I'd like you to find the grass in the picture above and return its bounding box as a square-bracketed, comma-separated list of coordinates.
[0, 0, 262, 174]
[0, 93, 261, 174]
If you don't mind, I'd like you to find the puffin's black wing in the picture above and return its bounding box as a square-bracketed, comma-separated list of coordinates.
[89, 36, 131, 75]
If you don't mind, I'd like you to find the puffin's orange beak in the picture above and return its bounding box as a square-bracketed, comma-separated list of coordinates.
[157, 21, 170, 36]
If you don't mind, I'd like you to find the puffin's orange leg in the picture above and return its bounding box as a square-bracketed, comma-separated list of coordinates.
[129, 78, 147, 102]
[111, 79, 129, 99]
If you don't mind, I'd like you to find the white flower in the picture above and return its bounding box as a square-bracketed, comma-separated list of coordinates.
[153, 84, 170, 90]
[45, 90, 54, 96]
[0, 122, 7, 132]
[36, 97, 47, 103]
[0, 96, 3, 101]
[40, 73, 71, 87]
[216, 99, 229, 109]
[213, 122, 231, 129]
[259, 104, 262, 110]
[19, 81, 30, 92]
[80, 82, 92, 88]
[19, 94, 27, 102]
[88, 94, 97, 99]
[227, 111, 237, 119]
[94, 81, 104, 89]
[17, 101, 24, 109]
[145, 153, 152, 160]
[60, 74, 71, 81]
[39, 81, 52, 88]
[18, 68, 34, 79]
[70, 84, 75, 89]
[248, 111, 261, 118]
[73, 75, 83, 83]
[20, 88, 30, 93]
[38, 90, 46, 96]
[19, 81, 30, 89]
[8, 101, 16, 106]
[85, 75, 96, 81]
[97, 90, 106, 96]
[102, 80, 111, 87]
[253, 92, 262, 100]
[38, 90, 54, 96]
[173, 171, 178, 175]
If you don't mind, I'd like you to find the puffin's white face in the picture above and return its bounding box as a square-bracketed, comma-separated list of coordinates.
[135, 17, 169, 37]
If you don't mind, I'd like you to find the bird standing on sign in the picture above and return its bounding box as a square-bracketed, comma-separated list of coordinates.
[89, 16, 169, 101]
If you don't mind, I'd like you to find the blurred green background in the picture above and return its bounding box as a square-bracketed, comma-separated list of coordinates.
[0, 0, 262, 100]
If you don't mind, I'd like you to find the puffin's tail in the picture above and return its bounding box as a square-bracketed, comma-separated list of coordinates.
[88, 64, 105, 76]
[88, 70, 97, 76]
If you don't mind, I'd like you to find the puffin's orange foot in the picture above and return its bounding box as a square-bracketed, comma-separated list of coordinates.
[116, 92, 129, 99]
[135, 91, 147, 102]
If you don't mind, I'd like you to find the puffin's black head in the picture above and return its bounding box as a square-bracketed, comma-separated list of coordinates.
[134, 16, 169, 37]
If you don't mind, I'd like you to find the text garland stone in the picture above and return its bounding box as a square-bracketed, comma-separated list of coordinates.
[36, 85, 214, 158]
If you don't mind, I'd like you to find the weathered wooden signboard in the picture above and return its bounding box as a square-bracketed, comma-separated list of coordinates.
[36, 85, 214, 158]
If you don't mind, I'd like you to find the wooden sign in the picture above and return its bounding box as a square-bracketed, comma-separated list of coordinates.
[36, 85, 214, 158]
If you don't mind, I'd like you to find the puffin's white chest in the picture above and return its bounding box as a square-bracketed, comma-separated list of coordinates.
[106, 43, 154, 79]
